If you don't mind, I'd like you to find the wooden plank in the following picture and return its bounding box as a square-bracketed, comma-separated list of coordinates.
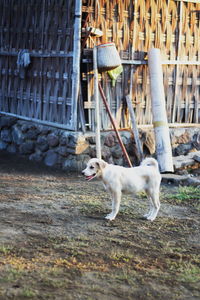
[172, 0, 183, 123]
[71, 0, 82, 130]
[93, 46, 101, 159]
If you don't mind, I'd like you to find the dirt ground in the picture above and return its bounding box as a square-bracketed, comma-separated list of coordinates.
[0, 151, 199, 300]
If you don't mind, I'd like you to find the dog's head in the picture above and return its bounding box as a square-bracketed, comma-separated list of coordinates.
[82, 158, 107, 181]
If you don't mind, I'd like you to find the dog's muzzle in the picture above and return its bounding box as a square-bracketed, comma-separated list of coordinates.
[82, 171, 96, 181]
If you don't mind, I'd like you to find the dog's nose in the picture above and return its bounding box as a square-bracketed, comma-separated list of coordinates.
[81, 171, 85, 175]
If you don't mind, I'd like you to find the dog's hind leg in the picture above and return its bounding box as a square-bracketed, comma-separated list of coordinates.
[143, 196, 154, 219]
[105, 189, 121, 221]
[146, 190, 160, 221]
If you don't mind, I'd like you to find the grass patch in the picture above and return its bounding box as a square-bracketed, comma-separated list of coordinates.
[165, 186, 200, 207]
[20, 288, 38, 298]
[0, 245, 13, 255]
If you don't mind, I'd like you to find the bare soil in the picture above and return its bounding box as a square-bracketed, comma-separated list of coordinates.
[0, 151, 199, 300]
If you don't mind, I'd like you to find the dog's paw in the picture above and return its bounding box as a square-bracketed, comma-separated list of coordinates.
[146, 215, 156, 221]
[105, 214, 116, 221]
[143, 213, 150, 219]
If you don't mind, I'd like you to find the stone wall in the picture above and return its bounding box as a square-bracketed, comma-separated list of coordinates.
[0, 116, 200, 171]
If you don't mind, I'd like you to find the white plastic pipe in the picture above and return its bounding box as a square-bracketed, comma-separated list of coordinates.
[148, 48, 174, 172]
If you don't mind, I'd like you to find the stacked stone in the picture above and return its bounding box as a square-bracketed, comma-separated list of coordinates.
[0, 116, 200, 171]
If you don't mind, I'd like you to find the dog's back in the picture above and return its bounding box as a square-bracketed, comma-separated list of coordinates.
[140, 157, 159, 170]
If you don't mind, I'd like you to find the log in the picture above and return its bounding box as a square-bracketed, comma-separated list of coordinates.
[148, 48, 174, 173]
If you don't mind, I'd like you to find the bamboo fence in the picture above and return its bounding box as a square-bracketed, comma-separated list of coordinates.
[0, 0, 199, 131]
[82, 0, 200, 130]
[0, 0, 81, 130]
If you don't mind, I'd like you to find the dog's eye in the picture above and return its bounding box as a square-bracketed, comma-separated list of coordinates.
[90, 166, 94, 169]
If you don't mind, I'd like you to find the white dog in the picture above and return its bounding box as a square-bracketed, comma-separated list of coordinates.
[82, 157, 161, 221]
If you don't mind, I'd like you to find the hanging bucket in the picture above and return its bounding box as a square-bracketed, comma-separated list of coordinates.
[97, 42, 121, 72]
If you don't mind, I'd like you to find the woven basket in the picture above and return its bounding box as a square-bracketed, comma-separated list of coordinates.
[97, 42, 121, 72]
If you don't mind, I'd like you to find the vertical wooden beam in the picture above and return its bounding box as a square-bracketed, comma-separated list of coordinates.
[93, 46, 101, 159]
[126, 95, 143, 163]
[72, 0, 82, 130]
[172, 0, 183, 123]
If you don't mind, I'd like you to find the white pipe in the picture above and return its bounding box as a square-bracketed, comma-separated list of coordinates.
[148, 48, 174, 172]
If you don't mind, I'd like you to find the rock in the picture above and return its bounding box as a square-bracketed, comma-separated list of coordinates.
[174, 143, 193, 156]
[113, 157, 123, 166]
[162, 173, 200, 187]
[111, 144, 122, 159]
[104, 133, 117, 147]
[40, 126, 51, 135]
[173, 155, 195, 170]
[44, 150, 58, 167]
[0, 141, 8, 150]
[47, 134, 59, 147]
[193, 154, 200, 163]
[19, 141, 35, 154]
[66, 139, 89, 155]
[101, 146, 111, 160]
[0, 116, 16, 128]
[173, 151, 200, 170]
[12, 125, 24, 145]
[192, 132, 200, 150]
[1, 129, 12, 143]
[86, 136, 96, 145]
[89, 145, 96, 158]
[29, 151, 44, 162]
[170, 129, 190, 145]
[21, 123, 30, 133]
[36, 136, 49, 152]
[62, 155, 77, 171]
[63, 154, 90, 171]
[67, 134, 78, 148]
[187, 151, 200, 158]
[60, 136, 68, 146]
[57, 146, 69, 157]
[24, 128, 40, 140]
[7, 144, 17, 153]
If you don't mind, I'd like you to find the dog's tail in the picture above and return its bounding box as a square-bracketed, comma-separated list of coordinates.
[141, 157, 159, 170]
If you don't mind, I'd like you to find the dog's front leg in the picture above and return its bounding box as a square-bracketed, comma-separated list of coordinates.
[105, 189, 121, 221]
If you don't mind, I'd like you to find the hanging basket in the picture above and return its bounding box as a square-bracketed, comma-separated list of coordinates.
[97, 42, 121, 72]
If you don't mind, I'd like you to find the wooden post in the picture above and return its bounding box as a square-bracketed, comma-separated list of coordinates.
[148, 48, 174, 173]
[172, 0, 183, 123]
[98, 83, 132, 167]
[72, 0, 82, 130]
[93, 46, 101, 159]
[125, 95, 143, 163]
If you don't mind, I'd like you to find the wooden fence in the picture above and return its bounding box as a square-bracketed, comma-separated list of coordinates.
[82, 0, 200, 130]
[0, 0, 81, 130]
[0, 0, 199, 132]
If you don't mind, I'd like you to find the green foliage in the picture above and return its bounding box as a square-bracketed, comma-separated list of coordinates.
[166, 186, 200, 203]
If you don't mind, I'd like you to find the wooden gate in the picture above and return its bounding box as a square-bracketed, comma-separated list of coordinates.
[0, 0, 81, 130]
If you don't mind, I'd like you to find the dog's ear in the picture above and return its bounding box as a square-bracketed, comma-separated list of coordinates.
[95, 159, 107, 170]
